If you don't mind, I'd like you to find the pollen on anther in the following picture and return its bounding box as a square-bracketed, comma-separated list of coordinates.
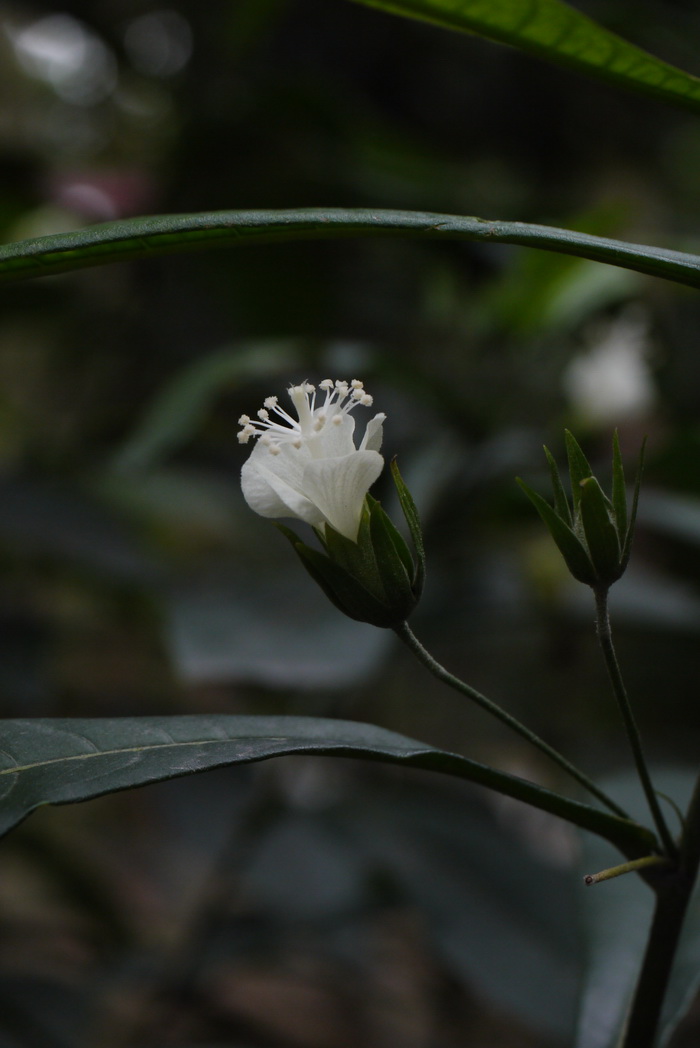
[257, 408, 270, 420]
[351, 379, 363, 388]
[238, 415, 251, 425]
[264, 396, 278, 408]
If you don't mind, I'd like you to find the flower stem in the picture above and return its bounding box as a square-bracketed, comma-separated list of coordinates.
[593, 587, 677, 858]
[393, 620, 631, 820]
[621, 776, 700, 1048]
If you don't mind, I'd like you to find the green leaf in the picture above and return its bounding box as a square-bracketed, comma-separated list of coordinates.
[544, 444, 572, 525]
[611, 431, 628, 540]
[579, 477, 621, 585]
[343, 0, 700, 115]
[2, 209, 700, 289]
[0, 716, 655, 857]
[517, 477, 596, 585]
[565, 429, 594, 515]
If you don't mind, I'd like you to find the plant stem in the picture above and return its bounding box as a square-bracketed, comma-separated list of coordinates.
[593, 587, 677, 858]
[622, 773, 700, 1047]
[393, 620, 631, 820]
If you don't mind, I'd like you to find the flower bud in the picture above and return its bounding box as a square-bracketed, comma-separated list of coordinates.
[517, 430, 644, 592]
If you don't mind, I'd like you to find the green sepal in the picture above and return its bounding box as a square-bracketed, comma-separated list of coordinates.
[611, 430, 628, 539]
[274, 523, 397, 627]
[368, 499, 417, 619]
[366, 494, 414, 578]
[565, 429, 593, 515]
[390, 458, 426, 598]
[544, 445, 572, 525]
[517, 477, 596, 585]
[320, 513, 382, 599]
[579, 476, 622, 586]
[621, 436, 647, 569]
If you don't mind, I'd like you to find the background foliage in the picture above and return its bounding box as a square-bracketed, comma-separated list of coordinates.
[3, 0, 700, 1045]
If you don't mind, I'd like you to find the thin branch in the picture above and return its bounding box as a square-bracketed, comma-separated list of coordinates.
[393, 620, 631, 820]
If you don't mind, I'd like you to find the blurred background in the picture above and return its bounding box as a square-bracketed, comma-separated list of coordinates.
[2, 0, 700, 1045]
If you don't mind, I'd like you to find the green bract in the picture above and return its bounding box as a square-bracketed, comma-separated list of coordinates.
[517, 431, 644, 591]
[276, 460, 425, 628]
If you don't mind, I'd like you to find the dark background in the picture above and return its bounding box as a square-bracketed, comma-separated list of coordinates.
[1, 1, 700, 1045]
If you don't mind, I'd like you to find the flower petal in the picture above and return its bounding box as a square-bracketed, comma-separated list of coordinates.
[360, 413, 386, 452]
[308, 412, 356, 458]
[241, 448, 323, 526]
[302, 450, 384, 540]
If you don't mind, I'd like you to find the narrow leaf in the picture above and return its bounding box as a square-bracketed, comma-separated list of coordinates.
[0, 715, 656, 858]
[517, 477, 595, 585]
[1, 209, 700, 289]
[343, 0, 700, 116]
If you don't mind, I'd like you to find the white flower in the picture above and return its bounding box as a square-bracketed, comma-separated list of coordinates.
[238, 379, 385, 541]
[563, 311, 655, 425]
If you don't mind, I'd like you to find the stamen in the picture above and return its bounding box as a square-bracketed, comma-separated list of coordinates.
[238, 378, 375, 447]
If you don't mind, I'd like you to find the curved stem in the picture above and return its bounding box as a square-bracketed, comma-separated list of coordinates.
[393, 620, 631, 820]
[593, 587, 677, 858]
